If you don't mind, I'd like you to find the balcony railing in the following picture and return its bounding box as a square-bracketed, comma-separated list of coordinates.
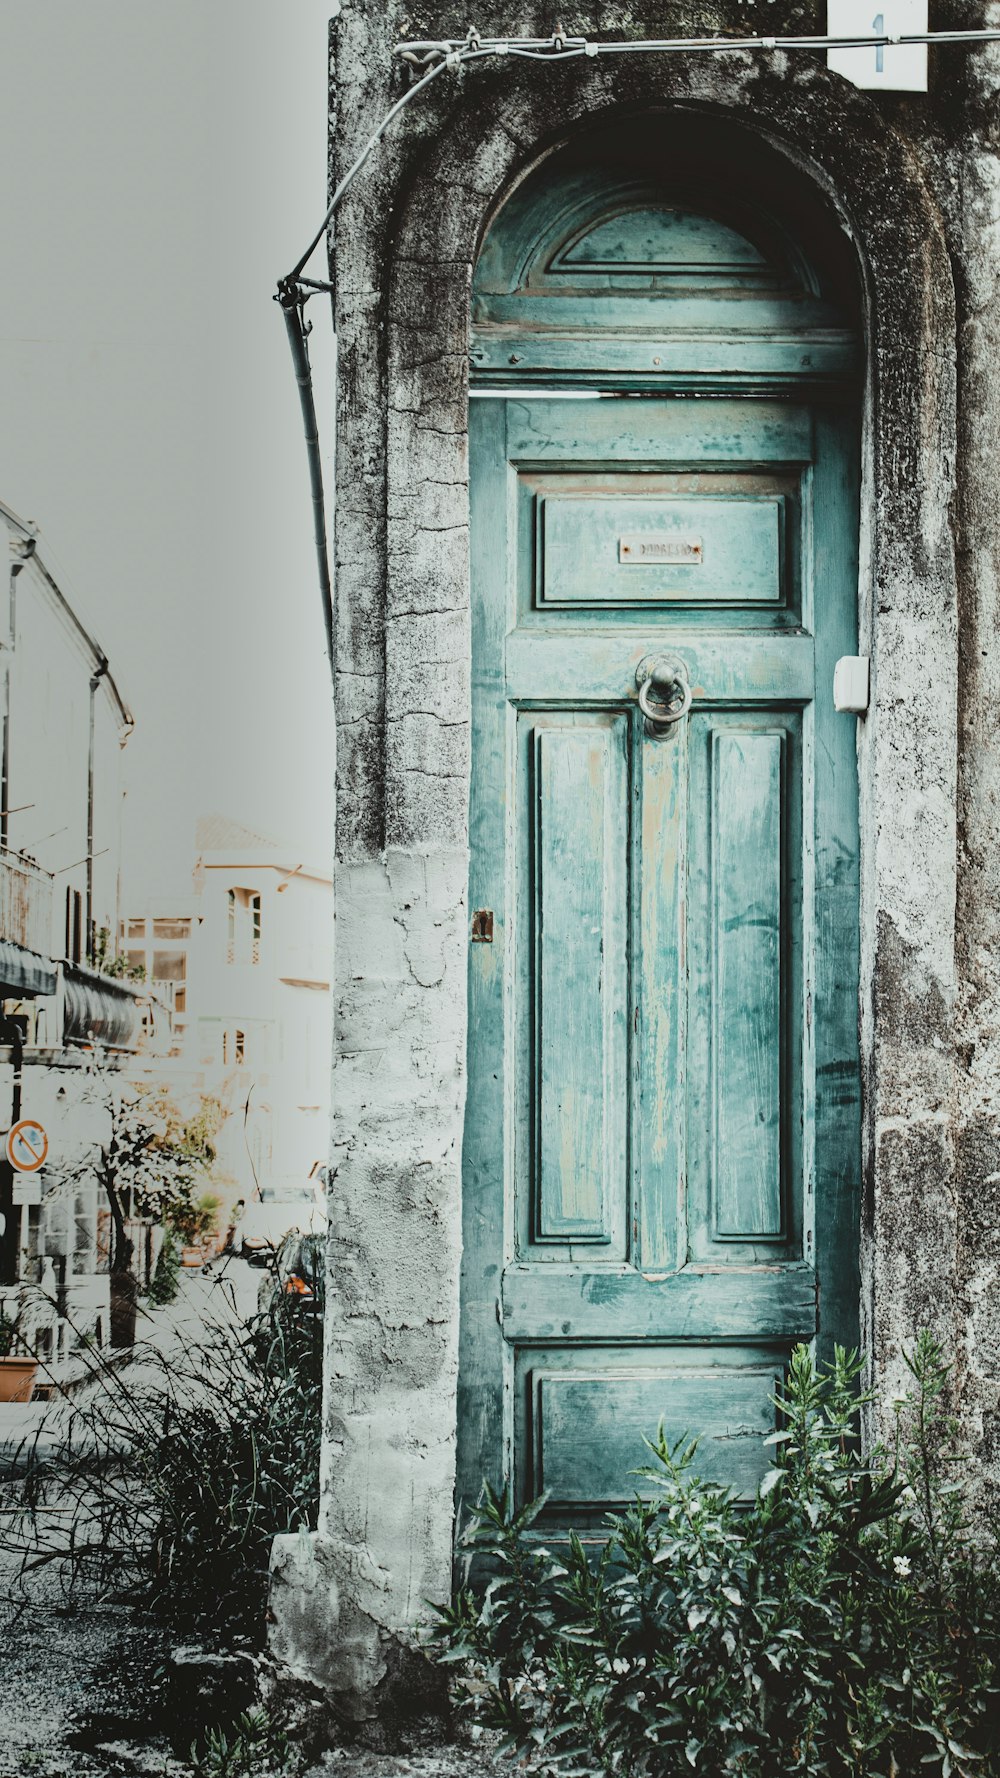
[0, 848, 54, 958]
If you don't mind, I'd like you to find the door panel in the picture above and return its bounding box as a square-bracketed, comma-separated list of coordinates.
[519, 465, 802, 628]
[537, 486, 786, 607]
[500, 1267, 819, 1343]
[527, 712, 629, 1252]
[685, 710, 804, 1262]
[518, 1351, 782, 1515]
[460, 395, 860, 1524]
[712, 728, 786, 1239]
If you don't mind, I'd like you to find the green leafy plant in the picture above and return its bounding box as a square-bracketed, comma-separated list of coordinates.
[0, 1306, 23, 1357]
[145, 1227, 181, 1306]
[432, 1336, 1000, 1778]
[92, 925, 146, 981]
[1, 1283, 323, 1644]
[168, 1190, 222, 1249]
[191, 1707, 300, 1778]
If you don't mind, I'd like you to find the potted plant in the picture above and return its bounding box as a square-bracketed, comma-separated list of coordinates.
[169, 1191, 221, 1266]
[0, 1306, 38, 1403]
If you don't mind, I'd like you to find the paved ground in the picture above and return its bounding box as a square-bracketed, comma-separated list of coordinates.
[0, 1583, 182, 1776]
[304, 1740, 507, 1778]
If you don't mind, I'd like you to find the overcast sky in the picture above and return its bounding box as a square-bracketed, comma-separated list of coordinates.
[0, 1, 337, 903]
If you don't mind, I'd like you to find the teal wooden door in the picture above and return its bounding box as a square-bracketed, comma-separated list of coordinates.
[460, 391, 860, 1527]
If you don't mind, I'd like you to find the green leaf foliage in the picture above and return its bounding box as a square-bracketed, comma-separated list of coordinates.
[430, 1338, 1000, 1777]
[191, 1707, 300, 1778]
[145, 1226, 182, 1306]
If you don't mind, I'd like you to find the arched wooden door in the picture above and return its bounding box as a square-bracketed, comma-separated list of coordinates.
[459, 120, 862, 1533]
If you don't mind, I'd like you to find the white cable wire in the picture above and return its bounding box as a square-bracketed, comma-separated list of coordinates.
[397, 29, 1000, 60]
[289, 48, 495, 282]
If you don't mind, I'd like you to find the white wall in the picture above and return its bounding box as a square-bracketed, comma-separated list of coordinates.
[185, 853, 331, 1193]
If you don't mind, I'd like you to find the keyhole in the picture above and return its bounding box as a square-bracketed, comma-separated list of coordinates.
[872, 12, 885, 74]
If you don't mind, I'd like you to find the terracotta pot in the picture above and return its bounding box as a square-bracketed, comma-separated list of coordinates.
[0, 1356, 39, 1403]
[181, 1246, 204, 1268]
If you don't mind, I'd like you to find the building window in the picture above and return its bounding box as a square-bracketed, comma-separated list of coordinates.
[174, 987, 186, 1015]
[152, 949, 186, 983]
[126, 919, 146, 939]
[153, 918, 191, 940]
[226, 889, 261, 965]
[222, 1026, 246, 1066]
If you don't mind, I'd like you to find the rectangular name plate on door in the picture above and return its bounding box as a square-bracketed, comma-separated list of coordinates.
[538, 491, 785, 607]
[619, 534, 702, 565]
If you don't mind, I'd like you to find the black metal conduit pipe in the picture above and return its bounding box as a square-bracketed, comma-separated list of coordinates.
[86, 657, 109, 965]
[277, 281, 335, 672]
[2, 541, 28, 854]
[275, 53, 465, 687]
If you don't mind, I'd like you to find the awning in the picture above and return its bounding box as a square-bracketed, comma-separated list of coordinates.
[63, 963, 140, 1049]
[0, 939, 57, 998]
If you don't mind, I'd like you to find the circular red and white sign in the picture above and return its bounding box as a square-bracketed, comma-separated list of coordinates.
[5, 1118, 49, 1173]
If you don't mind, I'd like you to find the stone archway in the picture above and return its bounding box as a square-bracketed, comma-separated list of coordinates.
[291, 40, 961, 1725]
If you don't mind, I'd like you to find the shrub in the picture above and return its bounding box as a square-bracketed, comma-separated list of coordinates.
[168, 1190, 222, 1249]
[0, 1306, 23, 1357]
[1, 1284, 323, 1645]
[192, 1707, 300, 1778]
[432, 1336, 1000, 1778]
[146, 1227, 181, 1306]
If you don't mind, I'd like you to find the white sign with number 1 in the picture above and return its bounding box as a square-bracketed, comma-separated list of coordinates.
[827, 1, 928, 92]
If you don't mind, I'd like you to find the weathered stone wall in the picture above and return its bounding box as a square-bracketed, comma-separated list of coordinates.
[270, 0, 1000, 1725]
[942, 36, 1000, 1504]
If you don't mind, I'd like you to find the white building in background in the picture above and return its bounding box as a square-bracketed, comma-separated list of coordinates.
[122, 815, 332, 1201]
[1, 500, 133, 987]
[1, 499, 142, 1358]
[121, 901, 195, 1055]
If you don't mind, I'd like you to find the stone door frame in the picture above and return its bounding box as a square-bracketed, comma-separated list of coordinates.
[321, 55, 957, 1719]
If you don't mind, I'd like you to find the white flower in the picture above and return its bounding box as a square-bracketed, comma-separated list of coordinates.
[612, 1658, 630, 1674]
[893, 1555, 912, 1579]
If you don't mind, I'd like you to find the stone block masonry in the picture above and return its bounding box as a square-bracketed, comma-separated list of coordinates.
[269, 0, 1000, 1727]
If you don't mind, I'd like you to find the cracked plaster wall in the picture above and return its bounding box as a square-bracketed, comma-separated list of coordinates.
[272, 0, 1000, 1724]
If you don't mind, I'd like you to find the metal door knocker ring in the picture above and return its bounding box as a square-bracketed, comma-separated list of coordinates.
[635, 655, 692, 736]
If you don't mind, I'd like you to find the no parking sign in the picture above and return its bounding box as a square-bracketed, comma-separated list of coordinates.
[5, 1118, 49, 1172]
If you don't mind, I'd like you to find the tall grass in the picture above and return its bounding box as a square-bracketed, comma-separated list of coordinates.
[0, 1265, 324, 1645]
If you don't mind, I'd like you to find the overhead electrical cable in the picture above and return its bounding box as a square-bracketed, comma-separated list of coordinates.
[399, 28, 1000, 63]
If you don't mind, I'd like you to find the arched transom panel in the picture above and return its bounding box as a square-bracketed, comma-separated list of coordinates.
[471, 115, 861, 388]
